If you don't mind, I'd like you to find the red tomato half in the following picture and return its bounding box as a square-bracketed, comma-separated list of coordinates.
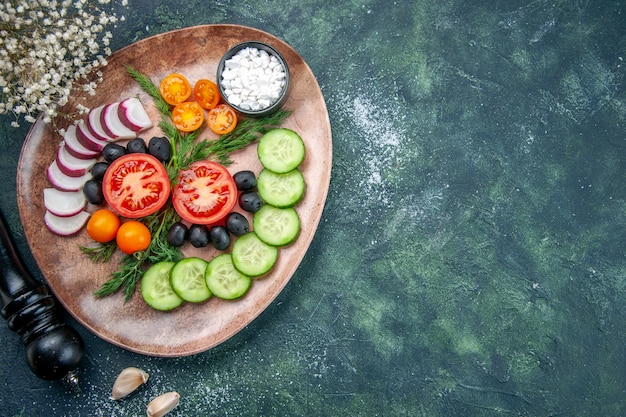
[172, 161, 237, 225]
[103, 154, 171, 218]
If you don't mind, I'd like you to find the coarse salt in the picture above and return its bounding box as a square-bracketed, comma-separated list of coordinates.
[221, 47, 287, 111]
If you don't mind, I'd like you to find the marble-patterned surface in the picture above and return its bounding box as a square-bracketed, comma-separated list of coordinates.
[1, 1, 624, 416]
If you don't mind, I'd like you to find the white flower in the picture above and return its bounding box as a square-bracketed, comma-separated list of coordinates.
[0, 0, 126, 127]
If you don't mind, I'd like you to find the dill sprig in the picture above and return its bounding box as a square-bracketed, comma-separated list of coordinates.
[168, 126, 202, 173]
[94, 206, 183, 300]
[125, 64, 171, 117]
[93, 252, 145, 301]
[143, 206, 183, 265]
[80, 241, 117, 263]
[207, 110, 291, 165]
[90, 65, 291, 301]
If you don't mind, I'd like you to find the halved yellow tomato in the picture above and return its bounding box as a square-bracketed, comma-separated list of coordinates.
[193, 79, 220, 110]
[207, 104, 237, 135]
[159, 73, 192, 105]
[172, 101, 204, 132]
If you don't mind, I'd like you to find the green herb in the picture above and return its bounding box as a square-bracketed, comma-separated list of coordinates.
[167, 124, 202, 176]
[206, 110, 291, 165]
[93, 206, 183, 300]
[143, 206, 183, 265]
[80, 241, 117, 263]
[90, 66, 291, 301]
[125, 65, 171, 117]
[93, 252, 145, 301]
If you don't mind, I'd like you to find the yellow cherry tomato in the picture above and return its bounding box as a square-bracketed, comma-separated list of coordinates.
[116, 220, 151, 255]
[86, 209, 120, 243]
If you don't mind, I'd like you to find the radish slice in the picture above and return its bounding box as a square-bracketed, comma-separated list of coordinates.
[56, 144, 96, 177]
[118, 97, 153, 131]
[43, 188, 87, 217]
[101, 102, 137, 140]
[44, 210, 90, 236]
[47, 160, 91, 192]
[76, 121, 109, 152]
[87, 104, 116, 142]
[63, 124, 100, 159]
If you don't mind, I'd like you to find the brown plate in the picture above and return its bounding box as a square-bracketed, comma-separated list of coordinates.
[16, 25, 332, 357]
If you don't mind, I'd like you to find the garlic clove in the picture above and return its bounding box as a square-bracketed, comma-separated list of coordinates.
[111, 367, 149, 400]
[146, 391, 180, 417]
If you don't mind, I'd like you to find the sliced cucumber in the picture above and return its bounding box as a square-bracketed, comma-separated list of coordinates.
[257, 168, 305, 208]
[257, 128, 305, 173]
[253, 204, 300, 246]
[231, 232, 278, 277]
[141, 261, 184, 311]
[205, 254, 252, 300]
[170, 257, 211, 303]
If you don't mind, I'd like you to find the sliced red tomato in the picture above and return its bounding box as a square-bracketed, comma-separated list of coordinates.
[103, 154, 171, 218]
[172, 101, 204, 132]
[193, 79, 220, 110]
[172, 161, 237, 225]
[160, 73, 192, 105]
[207, 104, 238, 135]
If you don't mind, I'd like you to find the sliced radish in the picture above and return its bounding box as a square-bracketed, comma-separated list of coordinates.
[118, 97, 153, 132]
[47, 160, 91, 192]
[63, 124, 100, 159]
[44, 210, 90, 236]
[56, 144, 96, 177]
[87, 104, 116, 142]
[43, 188, 87, 217]
[75, 121, 109, 152]
[101, 102, 137, 140]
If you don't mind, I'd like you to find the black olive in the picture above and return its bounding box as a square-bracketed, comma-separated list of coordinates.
[83, 179, 104, 205]
[101, 143, 127, 163]
[148, 136, 171, 162]
[188, 224, 210, 248]
[90, 161, 109, 181]
[225, 212, 249, 236]
[166, 222, 188, 247]
[239, 191, 264, 213]
[210, 226, 231, 250]
[126, 137, 148, 154]
[233, 170, 257, 191]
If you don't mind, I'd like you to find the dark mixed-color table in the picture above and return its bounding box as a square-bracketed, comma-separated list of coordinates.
[1, 1, 625, 416]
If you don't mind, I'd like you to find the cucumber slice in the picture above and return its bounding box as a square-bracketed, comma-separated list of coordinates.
[170, 257, 211, 302]
[231, 232, 278, 277]
[253, 204, 300, 246]
[141, 261, 184, 311]
[205, 254, 252, 300]
[257, 168, 305, 208]
[257, 128, 305, 173]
